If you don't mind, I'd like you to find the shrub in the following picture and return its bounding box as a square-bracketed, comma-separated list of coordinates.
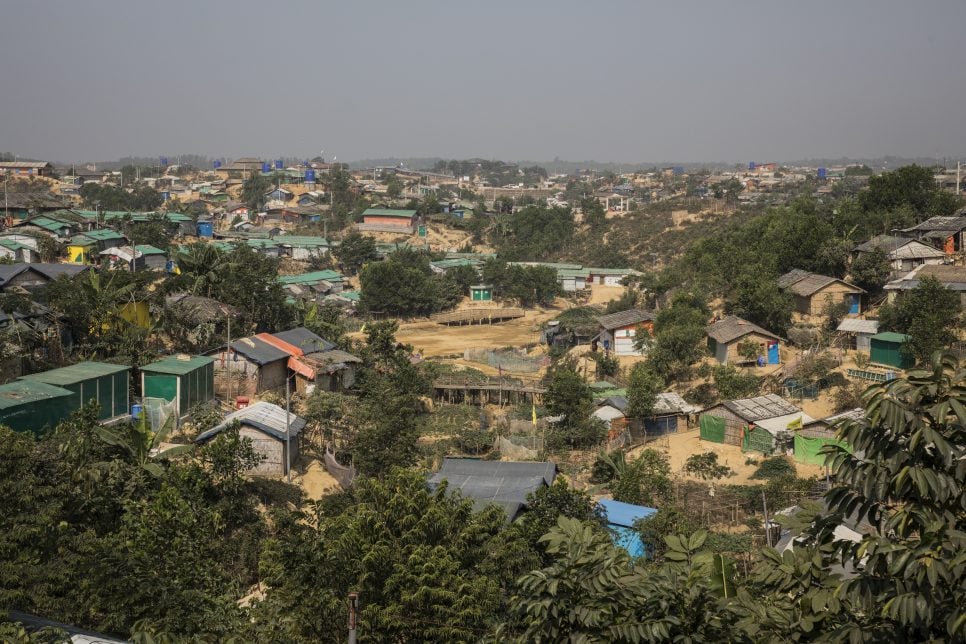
[750, 456, 796, 480]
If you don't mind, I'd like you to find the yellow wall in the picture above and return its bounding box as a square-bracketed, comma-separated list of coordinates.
[67, 244, 92, 263]
[119, 301, 152, 329]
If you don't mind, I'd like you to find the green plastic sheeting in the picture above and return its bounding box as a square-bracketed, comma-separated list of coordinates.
[699, 415, 726, 443]
[742, 426, 775, 455]
[794, 434, 851, 466]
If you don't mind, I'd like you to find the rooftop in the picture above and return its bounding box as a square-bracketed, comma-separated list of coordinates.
[277, 270, 344, 285]
[597, 308, 655, 331]
[706, 315, 780, 344]
[427, 458, 557, 520]
[854, 234, 945, 258]
[141, 354, 214, 376]
[196, 401, 306, 443]
[20, 361, 129, 386]
[836, 318, 879, 334]
[0, 380, 73, 410]
[778, 270, 863, 296]
[362, 208, 418, 219]
[599, 498, 657, 528]
[718, 393, 801, 422]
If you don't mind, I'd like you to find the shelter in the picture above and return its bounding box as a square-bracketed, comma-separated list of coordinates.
[140, 355, 215, 420]
[795, 408, 861, 466]
[359, 208, 417, 233]
[0, 263, 90, 292]
[599, 498, 657, 558]
[426, 458, 557, 520]
[777, 269, 864, 317]
[196, 401, 304, 476]
[644, 392, 701, 437]
[836, 318, 879, 352]
[883, 263, 966, 308]
[20, 361, 130, 421]
[67, 229, 127, 263]
[212, 335, 289, 396]
[596, 309, 655, 356]
[593, 395, 628, 429]
[898, 215, 966, 253]
[853, 235, 945, 277]
[700, 394, 805, 454]
[0, 380, 74, 435]
[586, 267, 641, 286]
[706, 315, 782, 365]
[869, 332, 914, 369]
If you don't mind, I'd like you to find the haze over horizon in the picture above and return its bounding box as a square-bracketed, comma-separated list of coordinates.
[3, 0, 965, 164]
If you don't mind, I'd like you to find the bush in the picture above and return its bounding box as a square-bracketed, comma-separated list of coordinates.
[750, 456, 796, 480]
[683, 452, 735, 480]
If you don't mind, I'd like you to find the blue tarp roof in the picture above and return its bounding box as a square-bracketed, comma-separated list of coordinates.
[599, 498, 657, 528]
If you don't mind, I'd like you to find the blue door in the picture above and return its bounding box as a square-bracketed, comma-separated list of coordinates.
[767, 342, 780, 365]
[849, 294, 860, 315]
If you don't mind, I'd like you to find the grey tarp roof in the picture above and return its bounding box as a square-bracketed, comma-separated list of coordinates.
[272, 327, 334, 355]
[900, 215, 966, 235]
[196, 401, 305, 443]
[854, 234, 945, 258]
[427, 458, 557, 520]
[227, 336, 289, 364]
[836, 318, 879, 334]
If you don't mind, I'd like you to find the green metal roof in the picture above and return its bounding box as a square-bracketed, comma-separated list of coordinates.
[0, 380, 73, 410]
[432, 258, 481, 269]
[70, 229, 125, 244]
[338, 290, 361, 301]
[362, 208, 418, 219]
[559, 268, 591, 278]
[28, 217, 74, 233]
[21, 361, 130, 386]
[141, 355, 214, 376]
[135, 244, 166, 255]
[276, 236, 330, 247]
[585, 267, 639, 275]
[509, 261, 583, 270]
[871, 332, 912, 343]
[0, 239, 29, 251]
[245, 239, 280, 248]
[278, 270, 344, 285]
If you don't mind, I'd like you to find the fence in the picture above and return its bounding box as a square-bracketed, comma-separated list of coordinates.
[463, 348, 549, 374]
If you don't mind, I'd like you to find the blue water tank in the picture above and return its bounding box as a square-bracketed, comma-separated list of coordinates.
[131, 404, 143, 419]
[305, 169, 316, 183]
[213, 160, 222, 169]
[262, 162, 271, 173]
[165, 260, 176, 273]
[197, 221, 214, 238]
[817, 167, 827, 179]
[673, 166, 685, 175]
[275, 159, 283, 169]
[748, 161, 756, 170]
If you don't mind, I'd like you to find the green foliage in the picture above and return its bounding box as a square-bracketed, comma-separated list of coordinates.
[360, 248, 461, 316]
[492, 205, 575, 261]
[481, 259, 561, 307]
[518, 479, 606, 558]
[641, 291, 709, 382]
[850, 246, 893, 294]
[750, 456, 796, 480]
[604, 288, 639, 314]
[607, 449, 673, 507]
[385, 173, 403, 198]
[590, 350, 620, 378]
[240, 172, 271, 213]
[333, 231, 378, 275]
[543, 363, 603, 450]
[302, 302, 348, 348]
[580, 196, 606, 228]
[726, 272, 792, 336]
[683, 451, 735, 480]
[79, 182, 163, 211]
[503, 517, 737, 642]
[712, 364, 761, 400]
[626, 362, 662, 418]
[857, 164, 963, 218]
[878, 275, 961, 362]
[252, 469, 537, 642]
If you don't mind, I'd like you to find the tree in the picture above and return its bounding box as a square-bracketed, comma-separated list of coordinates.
[626, 362, 662, 419]
[240, 172, 271, 213]
[607, 448, 673, 507]
[359, 250, 460, 316]
[580, 196, 606, 228]
[734, 353, 966, 641]
[683, 451, 735, 480]
[251, 469, 537, 643]
[850, 246, 892, 294]
[726, 272, 792, 336]
[302, 301, 349, 348]
[878, 275, 960, 361]
[334, 231, 378, 275]
[858, 164, 963, 218]
[517, 479, 607, 557]
[641, 292, 709, 382]
[712, 364, 761, 400]
[544, 363, 603, 450]
[385, 174, 403, 198]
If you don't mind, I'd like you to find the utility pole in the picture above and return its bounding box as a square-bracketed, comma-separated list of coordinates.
[285, 372, 292, 484]
[347, 592, 359, 644]
[762, 490, 773, 547]
[957, 161, 961, 196]
[225, 309, 232, 406]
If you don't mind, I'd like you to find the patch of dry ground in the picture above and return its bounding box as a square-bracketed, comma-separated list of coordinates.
[629, 429, 826, 487]
[290, 457, 341, 501]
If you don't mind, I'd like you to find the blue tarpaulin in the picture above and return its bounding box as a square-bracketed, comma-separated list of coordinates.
[599, 498, 658, 558]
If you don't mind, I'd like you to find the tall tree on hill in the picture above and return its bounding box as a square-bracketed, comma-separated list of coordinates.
[240, 172, 271, 213]
[878, 275, 961, 361]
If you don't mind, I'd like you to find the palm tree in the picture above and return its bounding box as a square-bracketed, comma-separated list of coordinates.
[95, 419, 193, 478]
[175, 243, 232, 297]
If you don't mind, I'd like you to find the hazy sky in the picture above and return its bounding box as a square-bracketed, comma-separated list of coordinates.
[3, 0, 965, 164]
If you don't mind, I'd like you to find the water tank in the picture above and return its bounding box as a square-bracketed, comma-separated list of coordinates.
[261, 162, 271, 173]
[305, 169, 316, 183]
[160, 157, 168, 167]
[161, 191, 170, 201]
[748, 161, 756, 170]
[213, 160, 222, 169]
[817, 167, 827, 179]
[673, 166, 685, 175]
[131, 404, 143, 419]
[275, 159, 283, 169]
[197, 221, 213, 238]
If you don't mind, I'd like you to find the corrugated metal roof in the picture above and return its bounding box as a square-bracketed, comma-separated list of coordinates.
[272, 327, 334, 355]
[229, 336, 289, 364]
[0, 380, 73, 409]
[597, 309, 655, 331]
[362, 208, 417, 219]
[836, 318, 879, 334]
[427, 458, 557, 520]
[277, 270, 343, 285]
[719, 393, 801, 422]
[871, 332, 911, 343]
[141, 355, 214, 376]
[196, 401, 305, 443]
[135, 244, 166, 255]
[901, 215, 966, 234]
[779, 271, 863, 297]
[653, 392, 701, 415]
[21, 361, 129, 386]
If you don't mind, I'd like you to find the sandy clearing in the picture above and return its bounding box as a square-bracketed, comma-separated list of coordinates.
[628, 429, 826, 487]
[291, 457, 341, 501]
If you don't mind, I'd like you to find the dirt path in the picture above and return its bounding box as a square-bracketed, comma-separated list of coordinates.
[291, 457, 341, 500]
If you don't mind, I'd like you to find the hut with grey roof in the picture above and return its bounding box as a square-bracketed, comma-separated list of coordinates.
[706, 315, 782, 365]
[196, 401, 304, 476]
